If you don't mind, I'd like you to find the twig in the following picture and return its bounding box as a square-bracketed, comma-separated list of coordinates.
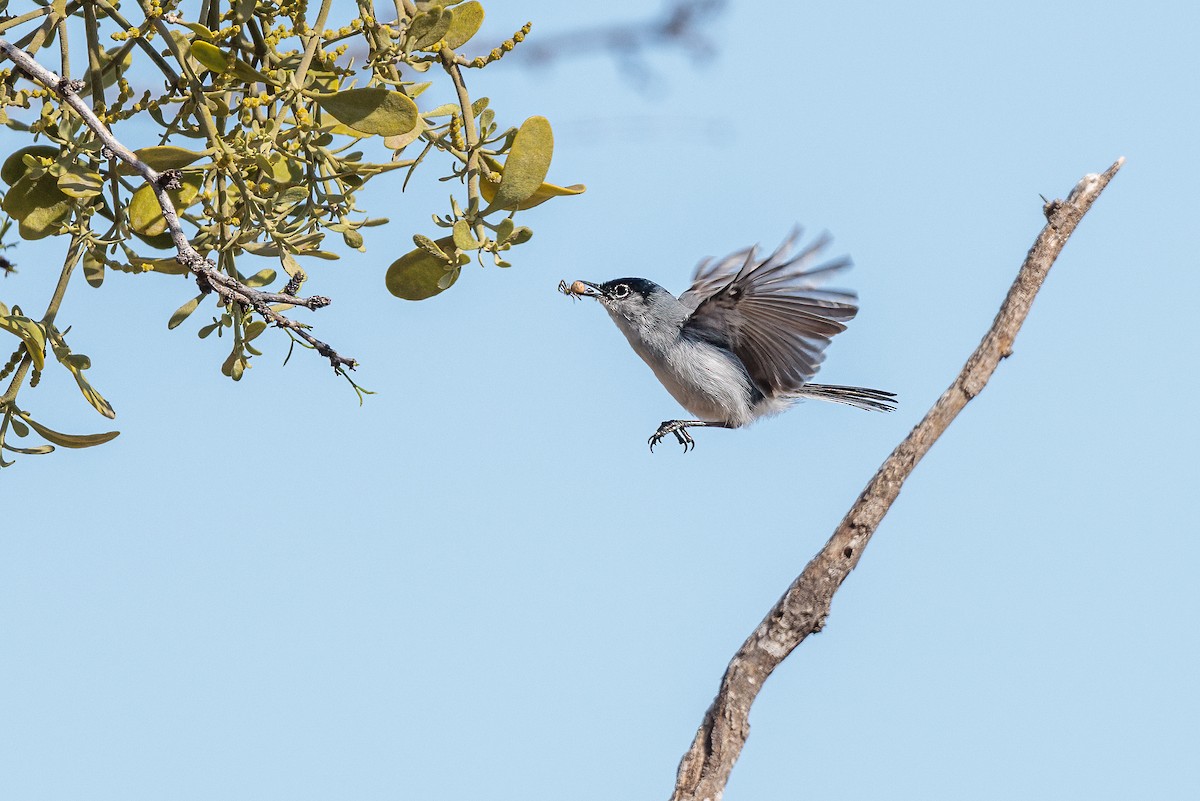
[0, 37, 357, 371]
[670, 157, 1125, 801]
[439, 46, 482, 231]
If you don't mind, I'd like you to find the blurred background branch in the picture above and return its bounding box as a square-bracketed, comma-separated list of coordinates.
[496, 1, 727, 83]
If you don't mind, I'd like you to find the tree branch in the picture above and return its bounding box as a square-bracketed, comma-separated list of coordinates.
[670, 157, 1125, 801]
[0, 37, 357, 372]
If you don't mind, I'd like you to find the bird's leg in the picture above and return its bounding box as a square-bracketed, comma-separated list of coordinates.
[648, 420, 734, 453]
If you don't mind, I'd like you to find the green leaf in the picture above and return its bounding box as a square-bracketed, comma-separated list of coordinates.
[230, 60, 275, 85]
[244, 320, 267, 341]
[480, 176, 585, 211]
[83, 250, 105, 288]
[276, 185, 308, 208]
[128, 174, 203, 237]
[488, 116, 554, 210]
[383, 115, 425, 151]
[452, 219, 481, 250]
[63, 353, 91, 371]
[3, 442, 54, 455]
[129, 256, 190, 275]
[1, 172, 73, 239]
[421, 103, 459, 118]
[190, 40, 231, 73]
[444, 1, 485, 48]
[232, 0, 256, 24]
[168, 294, 204, 329]
[21, 414, 119, 449]
[179, 22, 215, 41]
[262, 153, 303, 185]
[314, 88, 419, 137]
[56, 167, 103, 198]
[413, 234, 448, 260]
[0, 313, 46, 370]
[117, 145, 206, 175]
[68, 367, 116, 419]
[48, 337, 116, 418]
[221, 350, 247, 381]
[1, 145, 58, 185]
[495, 218, 514, 242]
[408, 8, 453, 50]
[242, 268, 277, 287]
[133, 230, 177, 251]
[386, 236, 460, 300]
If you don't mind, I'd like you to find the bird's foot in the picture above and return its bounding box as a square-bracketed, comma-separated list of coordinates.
[648, 420, 696, 453]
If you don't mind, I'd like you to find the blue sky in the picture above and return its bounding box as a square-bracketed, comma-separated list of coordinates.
[3, 1, 1198, 799]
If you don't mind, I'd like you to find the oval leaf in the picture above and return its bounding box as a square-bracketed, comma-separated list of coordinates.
[242, 268, 277, 287]
[57, 168, 103, 198]
[383, 115, 425, 151]
[168, 294, 204, 329]
[190, 40, 230, 73]
[385, 236, 459, 301]
[21, 415, 120, 449]
[452, 219, 481, 251]
[408, 8, 452, 50]
[84, 250, 105, 288]
[128, 175, 203, 237]
[480, 177, 586, 211]
[231, 60, 275, 85]
[0, 314, 46, 370]
[1, 173, 73, 239]
[117, 145, 206, 175]
[490, 116, 554, 210]
[315, 88, 419, 137]
[1, 145, 58, 185]
[444, 1, 485, 49]
[3, 442, 54, 455]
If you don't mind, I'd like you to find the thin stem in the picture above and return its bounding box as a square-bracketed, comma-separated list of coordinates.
[0, 355, 32, 407]
[0, 8, 51, 36]
[56, 10, 69, 78]
[292, 0, 334, 90]
[82, 0, 105, 109]
[41, 234, 86, 328]
[440, 46, 483, 233]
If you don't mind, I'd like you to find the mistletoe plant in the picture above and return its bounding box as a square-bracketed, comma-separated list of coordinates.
[0, 0, 583, 468]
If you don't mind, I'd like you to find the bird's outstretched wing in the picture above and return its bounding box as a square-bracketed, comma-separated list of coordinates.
[681, 229, 859, 395]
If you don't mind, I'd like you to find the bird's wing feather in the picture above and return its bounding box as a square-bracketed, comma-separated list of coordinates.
[681, 229, 859, 394]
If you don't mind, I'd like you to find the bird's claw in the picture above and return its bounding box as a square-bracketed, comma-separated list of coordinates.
[648, 421, 696, 453]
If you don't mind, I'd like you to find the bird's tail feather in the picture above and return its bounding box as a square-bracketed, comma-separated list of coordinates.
[788, 383, 897, 412]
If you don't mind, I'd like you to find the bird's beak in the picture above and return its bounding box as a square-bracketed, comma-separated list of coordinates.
[558, 279, 603, 299]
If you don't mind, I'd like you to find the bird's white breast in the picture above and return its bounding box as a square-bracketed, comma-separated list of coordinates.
[607, 309, 755, 426]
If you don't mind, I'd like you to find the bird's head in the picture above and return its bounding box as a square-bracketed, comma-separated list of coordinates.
[560, 277, 672, 322]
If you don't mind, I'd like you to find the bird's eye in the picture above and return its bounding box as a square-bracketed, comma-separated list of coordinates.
[613, 283, 630, 299]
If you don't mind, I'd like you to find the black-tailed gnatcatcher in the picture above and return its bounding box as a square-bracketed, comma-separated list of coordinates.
[560, 228, 896, 452]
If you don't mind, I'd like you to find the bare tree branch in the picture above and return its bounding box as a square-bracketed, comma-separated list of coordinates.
[0, 37, 357, 372]
[670, 157, 1126, 801]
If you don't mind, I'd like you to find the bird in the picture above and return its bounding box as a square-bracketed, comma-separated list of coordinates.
[559, 228, 896, 451]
